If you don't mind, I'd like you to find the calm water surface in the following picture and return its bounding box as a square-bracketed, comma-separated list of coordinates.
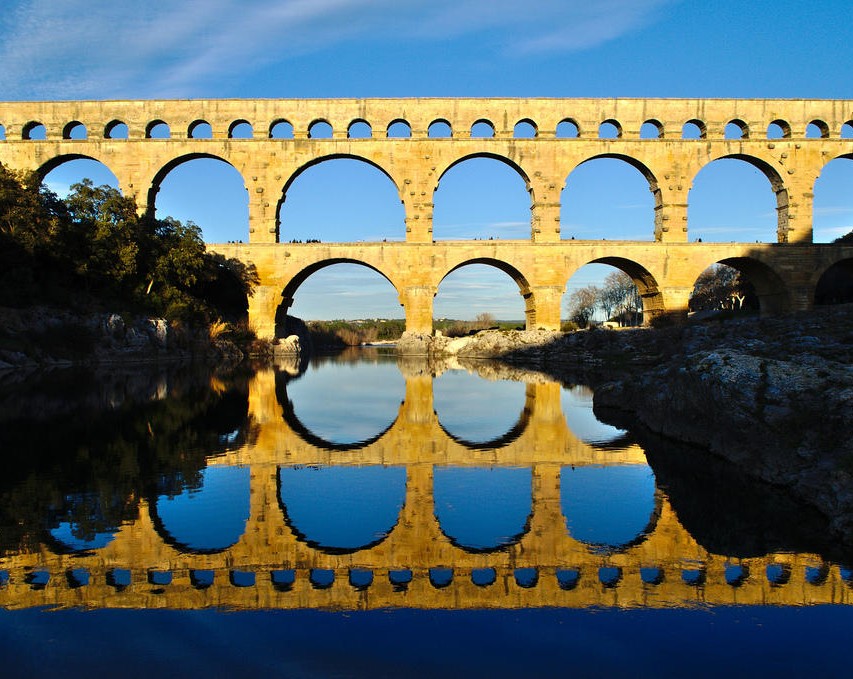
[0, 352, 850, 678]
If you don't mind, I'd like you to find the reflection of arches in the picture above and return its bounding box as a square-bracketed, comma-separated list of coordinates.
[274, 356, 404, 451]
[688, 155, 788, 242]
[433, 466, 533, 552]
[561, 154, 659, 240]
[560, 465, 661, 554]
[561, 385, 631, 449]
[276, 155, 404, 243]
[45, 493, 122, 555]
[814, 258, 853, 305]
[277, 465, 406, 554]
[151, 466, 251, 554]
[434, 373, 531, 449]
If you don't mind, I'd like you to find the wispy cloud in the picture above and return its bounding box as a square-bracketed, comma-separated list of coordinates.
[0, 0, 673, 99]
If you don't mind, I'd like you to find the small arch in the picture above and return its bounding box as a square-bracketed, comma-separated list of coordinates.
[598, 566, 622, 588]
[599, 119, 622, 139]
[725, 119, 749, 140]
[766, 563, 791, 586]
[188, 120, 212, 139]
[767, 119, 791, 139]
[271, 570, 295, 591]
[841, 122, 853, 139]
[806, 120, 830, 139]
[230, 570, 255, 588]
[63, 121, 87, 140]
[23, 121, 46, 140]
[269, 119, 294, 139]
[640, 567, 664, 585]
[228, 120, 253, 139]
[513, 119, 538, 138]
[471, 568, 496, 587]
[805, 565, 829, 586]
[310, 569, 335, 589]
[349, 569, 374, 591]
[429, 568, 453, 589]
[428, 119, 452, 138]
[640, 120, 663, 139]
[389, 569, 413, 590]
[556, 568, 580, 590]
[725, 564, 750, 587]
[191, 570, 215, 589]
[386, 119, 412, 138]
[682, 119, 706, 139]
[470, 119, 495, 138]
[308, 119, 333, 139]
[514, 568, 538, 588]
[104, 120, 128, 139]
[0, 124, 5, 140]
[682, 568, 706, 586]
[347, 119, 372, 139]
[556, 118, 580, 138]
[146, 120, 170, 139]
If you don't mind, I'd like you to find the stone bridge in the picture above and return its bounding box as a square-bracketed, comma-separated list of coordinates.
[0, 367, 849, 611]
[0, 98, 851, 335]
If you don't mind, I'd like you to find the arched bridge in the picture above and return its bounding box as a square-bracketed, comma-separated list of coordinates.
[1, 98, 851, 335]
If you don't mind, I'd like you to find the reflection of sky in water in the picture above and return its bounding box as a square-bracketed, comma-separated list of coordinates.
[434, 467, 532, 550]
[49, 523, 116, 552]
[155, 466, 250, 552]
[278, 466, 406, 551]
[287, 361, 405, 444]
[561, 385, 626, 446]
[561, 465, 657, 552]
[434, 371, 526, 443]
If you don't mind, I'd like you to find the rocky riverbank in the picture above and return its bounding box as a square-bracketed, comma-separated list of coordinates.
[0, 306, 243, 370]
[490, 305, 853, 539]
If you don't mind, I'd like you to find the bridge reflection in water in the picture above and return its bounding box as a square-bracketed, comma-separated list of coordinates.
[0, 359, 850, 612]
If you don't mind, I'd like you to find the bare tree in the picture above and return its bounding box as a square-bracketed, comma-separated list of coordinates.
[566, 285, 600, 328]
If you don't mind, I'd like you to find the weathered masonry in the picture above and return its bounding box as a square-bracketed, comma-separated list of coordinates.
[0, 98, 851, 336]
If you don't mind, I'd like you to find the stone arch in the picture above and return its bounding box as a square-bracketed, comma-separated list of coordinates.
[697, 256, 791, 314]
[640, 119, 663, 139]
[22, 121, 46, 140]
[269, 119, 294, 139]
[470, 119, 495, 138]
[435, 151, 532, 197]
[147, 153, 248, 236]
[842, 121, 853, 139]
[62, 121, 86, 140]
[584, 256, 663, 323]
[347, 118, 372, 139]
[0, 124, 5, 140]
[814, 257, 853, 305]
[228, 119, 253, 138]
[36, 153, 120, 183]
[438, 257, 535, 326]
[308, 118, 333, 139]
[386, 119, 412, 138]
[428, 119, 453, 138]
[279, 258, 400, 324]
[725, 119, 749, 139]
[807, 119, 830, 138]
[104, 119, 128, 139]
[682, 119, 707, 139]
[188, 119, 212, 139]
[768, 119, 791, 139]
[276, 153, 403, 242]
[514, 118, 538, 138]
[556, 118, 580, 138]
[561, 153, 661, 240]
[146, 120, 170, 139]
[813, 152, 853, 242]
[599, 119, 622, 139]
[691, 153, 790, 242]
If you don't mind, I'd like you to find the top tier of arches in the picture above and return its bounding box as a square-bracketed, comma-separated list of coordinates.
[1, 98, 852, 142]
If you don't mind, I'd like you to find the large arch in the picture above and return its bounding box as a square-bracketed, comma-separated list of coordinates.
[688, 154, 788, 243]
[813, 154, 853, 243]
[276, 155, 404, 244]
[432, 154, 533, 241]
[436, 258, 531, 327]
[149, 153, 249, 243]
[37, 154, 121, 191]
[693, 256, 791, 314]
[560, 154, 659, 241]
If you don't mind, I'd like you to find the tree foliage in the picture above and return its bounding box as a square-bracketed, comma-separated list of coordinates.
[0, 165, 256, 322]
[565, 271, 643, 328]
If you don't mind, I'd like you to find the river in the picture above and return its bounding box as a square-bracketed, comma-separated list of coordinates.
[0, 350, 850, 678]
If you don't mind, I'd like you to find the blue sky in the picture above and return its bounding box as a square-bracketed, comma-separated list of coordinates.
[6, 0, 853, 320]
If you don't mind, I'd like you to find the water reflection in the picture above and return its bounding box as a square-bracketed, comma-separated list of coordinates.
[0, 355, 849, 617]
[278, 465, 407, 552]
